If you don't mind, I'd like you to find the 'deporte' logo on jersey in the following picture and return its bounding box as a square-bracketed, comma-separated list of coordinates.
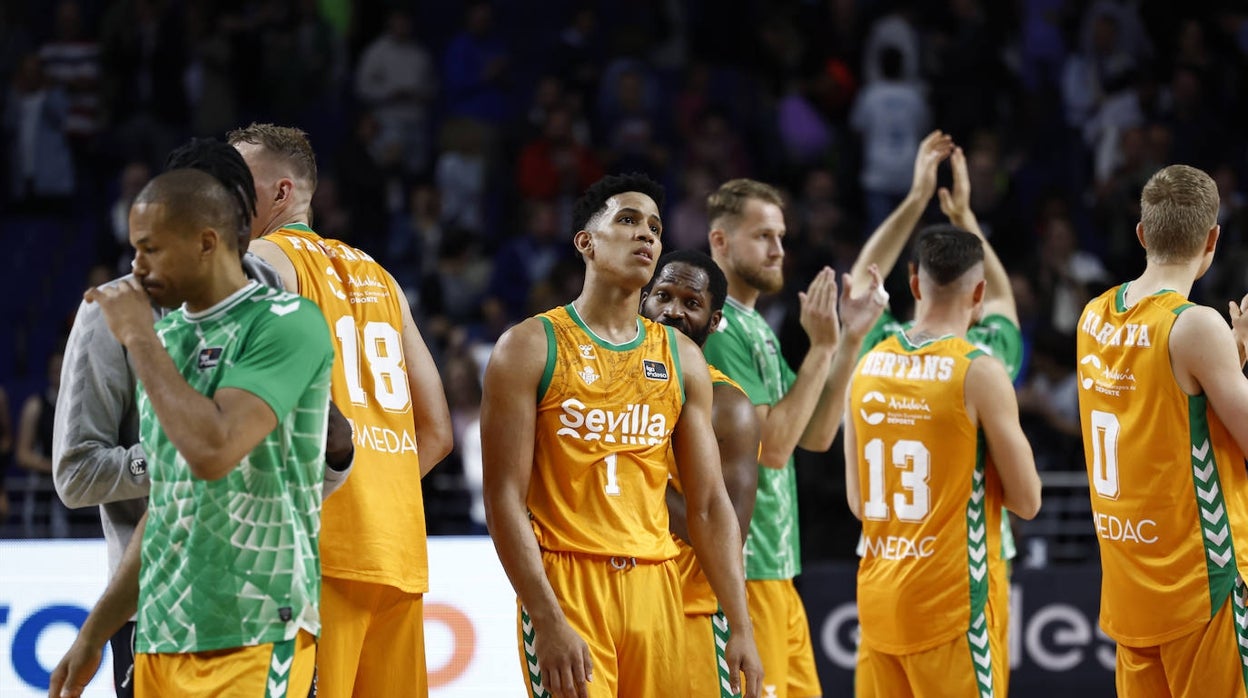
[859, 391, 886, 425]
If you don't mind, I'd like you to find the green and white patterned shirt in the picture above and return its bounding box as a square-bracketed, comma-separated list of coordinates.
[135, 281, 334, 654]
[703, 296, 801, 580]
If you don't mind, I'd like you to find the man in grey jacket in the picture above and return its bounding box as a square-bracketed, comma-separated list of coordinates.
[51, 139, 354, 697]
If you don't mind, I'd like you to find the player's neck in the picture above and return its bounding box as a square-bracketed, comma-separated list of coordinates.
[185, 262, 251, 314]
[725, 277, 760, 310]
[909, 303, 972, 341]
[262, 208, 313, 237]
[571, 285, 643, 344]
[1128, 261, 1199, 304]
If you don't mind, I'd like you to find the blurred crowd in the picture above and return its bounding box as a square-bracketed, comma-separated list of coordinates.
[4, 0, 1248, 565]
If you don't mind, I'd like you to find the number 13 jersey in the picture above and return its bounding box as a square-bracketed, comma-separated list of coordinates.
[266, 224, 429, 594]
[849, 333, 1005, 654]
[530, 304, 683, 561]
[1077, 284, 1248, 646]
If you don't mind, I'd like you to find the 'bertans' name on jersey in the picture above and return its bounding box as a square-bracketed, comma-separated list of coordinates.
[1080, 310, 1152, 348]
[862, 535, 937, 560]
[556, 398, 670, 444]
[859, 352, 954, 382]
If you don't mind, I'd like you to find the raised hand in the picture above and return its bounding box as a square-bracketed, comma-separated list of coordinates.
[839, 264, 889, 343]
[83, 278, 156, 349]
[910, 130, 955, 204]
[1228, 292, 1248, 367]
[938, 146, 974, 228]
[799, 267, 841, 350]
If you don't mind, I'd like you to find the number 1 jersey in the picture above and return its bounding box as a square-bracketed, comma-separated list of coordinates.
[849, 333, 1005, 654]
[1077, 284, 1248, 646]
[266, 224, 429, 594]
[530, 305, 683, 561]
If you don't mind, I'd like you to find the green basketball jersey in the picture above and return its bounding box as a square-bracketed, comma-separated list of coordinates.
[135, 281, 334, 654]
[702, 296, 800, 580]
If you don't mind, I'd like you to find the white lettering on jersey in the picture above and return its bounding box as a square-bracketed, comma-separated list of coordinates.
[351, 421, 419, 455]
[861, 535, 938, 560]
[1079, 310, 1152, 348]
[1092, 512, 1158, 544]
[859, 353, 954, 382]
[556, 398, 670, 444]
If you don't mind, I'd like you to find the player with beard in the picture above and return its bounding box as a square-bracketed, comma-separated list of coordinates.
[642, 249, 760, 697]
[643, 249, 884, 696]
[702, 179, 887, 698]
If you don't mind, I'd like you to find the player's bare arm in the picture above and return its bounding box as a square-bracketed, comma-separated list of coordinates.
[849, 130, 953, 295]
[48, 513, 147, 698]
[671, 334, 763, 698]
[482, 319, 593, 698]
[247, 237, 300, 292]
[755, 268, 840, 464]
[713, 382, 761, 537]
[85, 278, 280, 481]
[393, 270, 453, 474]
[667, 380, 760, 543]
[1173, 306, 1248, 453]
[843, 404, 862, 520]
[966, 356, 1041, 519]
[938, 146, 1017, 324]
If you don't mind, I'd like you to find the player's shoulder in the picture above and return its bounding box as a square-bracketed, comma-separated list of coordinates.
[247, 286, 326, 324]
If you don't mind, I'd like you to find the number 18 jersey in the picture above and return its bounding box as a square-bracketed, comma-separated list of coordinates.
[266, 224, 429, 594]
[530, 305, 683, 561]
[849, 333, 1004, 654]
[1077, 284, 1248, 646]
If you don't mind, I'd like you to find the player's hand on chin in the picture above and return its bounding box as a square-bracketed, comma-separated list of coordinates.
[535, 620, 593, 698]
[724, 631, 764, 698]
[84, 277, 155, 348]
[46, 634, 103, 698]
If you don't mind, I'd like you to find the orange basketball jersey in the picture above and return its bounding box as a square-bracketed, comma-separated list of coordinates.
[849, 334, 1005, 655]
[670, 364, 746, 615]
[530, 305, 684, 561]
[1077, 284, 1248, 646]
[266, 224, 428, 593]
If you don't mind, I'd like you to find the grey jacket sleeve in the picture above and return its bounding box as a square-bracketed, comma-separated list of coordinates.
[52, 295, 150, 508]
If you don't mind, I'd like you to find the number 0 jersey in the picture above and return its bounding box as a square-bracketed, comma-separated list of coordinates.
[266, 224, 429, 594]
[1077, 284, 1248, 646]
[850, 333, 1005, 655]
[530, 305, 684, 561]
[670, 365, 747, 615]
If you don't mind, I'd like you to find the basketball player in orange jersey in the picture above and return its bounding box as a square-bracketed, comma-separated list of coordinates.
[227, 123, 454, 698]
[1077, 164, 1248, 697]
[482, 173, 763, 698]
[641, 249, 760, 697]
[847, 132, 1023, 697]
[642, 249, 884, 697]
[845, 226, 1041, 698]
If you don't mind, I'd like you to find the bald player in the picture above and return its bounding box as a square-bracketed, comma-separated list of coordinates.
[49, 167, 335, 698]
